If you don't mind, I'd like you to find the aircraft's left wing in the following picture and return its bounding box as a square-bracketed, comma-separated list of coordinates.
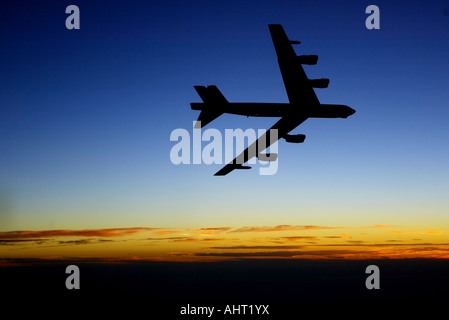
[268, 24, 320, 107]
[214, 115, 307, 176]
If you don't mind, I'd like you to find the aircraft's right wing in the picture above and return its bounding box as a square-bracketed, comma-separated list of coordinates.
[268, 24, 320, 107]
[214, 115, 308, 176]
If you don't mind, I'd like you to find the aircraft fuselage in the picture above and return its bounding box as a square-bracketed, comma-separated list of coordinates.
[190, 102, 355, 119]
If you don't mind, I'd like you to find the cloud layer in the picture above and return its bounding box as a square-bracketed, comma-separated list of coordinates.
[1, 224, 447, 264]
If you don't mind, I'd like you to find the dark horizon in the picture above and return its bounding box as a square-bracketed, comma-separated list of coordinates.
[3, 258, 449, 300]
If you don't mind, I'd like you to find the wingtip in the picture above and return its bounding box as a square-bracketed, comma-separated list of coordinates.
[214, 169, 227, 176]
[268, 24, 283, 31]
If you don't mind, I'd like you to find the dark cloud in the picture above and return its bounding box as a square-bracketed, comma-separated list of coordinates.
[0, 239, 51, 246]
[209, 245, 302, 250]
[0, 227, 156, 239]
[57, 239, 114, 246]
[346, 240, 365, 244]
[195, 251, 304, 257]
[195, 249, 374, 258]
[57, 239, 93, 245]
[146, 237, 228, 243]
[146, 236, 191, 241]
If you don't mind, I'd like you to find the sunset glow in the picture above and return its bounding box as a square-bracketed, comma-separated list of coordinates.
[2, 223, 448, 265]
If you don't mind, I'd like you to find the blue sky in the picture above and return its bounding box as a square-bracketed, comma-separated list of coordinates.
[1, 0, 448, 234]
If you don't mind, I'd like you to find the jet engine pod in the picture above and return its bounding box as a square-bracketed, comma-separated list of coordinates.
[309, 78, 329, 88]
[284, 134, 306, 143]
[257, 153, 278, 162]
[297, 55, 318, 65]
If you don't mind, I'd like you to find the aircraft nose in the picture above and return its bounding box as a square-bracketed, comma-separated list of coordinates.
[348, 107, 356, 116]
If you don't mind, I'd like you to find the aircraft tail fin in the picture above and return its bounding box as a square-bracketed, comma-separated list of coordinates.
[192, 85, 227, 128]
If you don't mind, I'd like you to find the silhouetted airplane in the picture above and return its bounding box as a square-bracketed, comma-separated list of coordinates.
[191, 24, 356, 175]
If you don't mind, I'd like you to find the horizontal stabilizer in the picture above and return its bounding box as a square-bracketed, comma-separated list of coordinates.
[194, 85, 228, 104]
[193, 85, 227, 128]
[194, 111, 223, 128]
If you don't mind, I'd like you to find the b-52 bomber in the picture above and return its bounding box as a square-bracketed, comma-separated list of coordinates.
[191, 24, 356, 175]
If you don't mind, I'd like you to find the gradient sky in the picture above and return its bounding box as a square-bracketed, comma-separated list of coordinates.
[1, 0, 449, 262]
